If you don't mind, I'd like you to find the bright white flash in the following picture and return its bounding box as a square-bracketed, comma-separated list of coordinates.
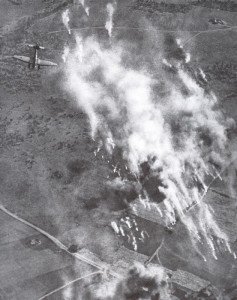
[185, 52, 191, 63]
[105, 2, 116, 37]
[62, 9, 71, 35]
[111, 221, 119, 234]
[62, 46, 70, 62]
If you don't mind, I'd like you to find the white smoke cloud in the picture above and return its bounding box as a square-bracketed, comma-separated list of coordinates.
[62, 275, 73, 300]
[63, 32, 234, 258]
[94, 262, 170, 299]
[62, 46, 70, 62]
[78, 0, 90, 16]
[105, 2, 116, 37]
[62, 9, 71, 35]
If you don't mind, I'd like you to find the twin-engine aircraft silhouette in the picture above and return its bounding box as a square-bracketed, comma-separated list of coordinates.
[13, 43, 57, 70]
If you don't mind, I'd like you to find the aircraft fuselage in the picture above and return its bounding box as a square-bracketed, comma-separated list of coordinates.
[29, 48, 39, 70]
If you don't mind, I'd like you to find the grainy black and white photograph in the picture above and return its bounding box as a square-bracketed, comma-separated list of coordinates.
[0, 0, 237, 299]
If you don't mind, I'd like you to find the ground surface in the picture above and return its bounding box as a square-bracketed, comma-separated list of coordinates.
[0, 0, 237, 299]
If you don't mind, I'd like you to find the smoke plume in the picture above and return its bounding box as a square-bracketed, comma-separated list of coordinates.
[62, 28, 234, 259]
[95, 263, 171, 299]
[105, 2, 116, 37]
[62, 46, 70, 62]
[62, 9, 71, 35]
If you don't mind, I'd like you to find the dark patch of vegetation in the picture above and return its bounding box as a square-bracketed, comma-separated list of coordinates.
[204, 61, 237, 82]
[103, 188, 131, 211]
[5, 132, 24, 147]
[198, 129, 213, 147]
[83, 197, 99, 210]
[66, 159, 90, 175]
[164, 34, 187, 62]
[68, 244, 79, 253]
[51, 170, 63, 179]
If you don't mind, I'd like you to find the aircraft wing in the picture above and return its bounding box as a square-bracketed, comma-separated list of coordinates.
[13, 55, 30, 63]
[37, 59, 57, 67]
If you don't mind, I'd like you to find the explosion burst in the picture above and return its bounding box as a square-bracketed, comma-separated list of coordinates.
[62, 9, 71, 35]
[62, 24, 235, 261]
[105, 2, 116, 38]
